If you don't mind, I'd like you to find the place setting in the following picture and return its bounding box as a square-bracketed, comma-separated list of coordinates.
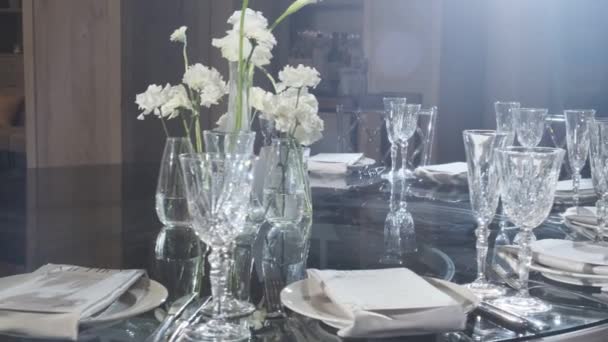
[6, 1, 608, 341]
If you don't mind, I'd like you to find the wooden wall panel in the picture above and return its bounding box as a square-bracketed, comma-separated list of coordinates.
[23, 0, 122, 167]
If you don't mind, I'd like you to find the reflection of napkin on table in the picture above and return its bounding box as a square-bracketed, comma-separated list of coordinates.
[308, 153, 363, 175]
[0, 264, 145, 340]
[414, 162, 468, 186]
[563, 206, 608, 239]
[555, 179, 595, 201]
[307, 268, 466, 338]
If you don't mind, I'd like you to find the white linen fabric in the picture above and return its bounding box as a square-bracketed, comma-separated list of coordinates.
[414, 162, 468, 186]
[308, 153, 364, 175]
[306, 268, 466, 338]
[0, 264, 145, 340]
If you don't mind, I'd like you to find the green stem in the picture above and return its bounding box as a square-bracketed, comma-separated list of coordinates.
[235, 0, 249, 132]
[256, 65, 279, 92]
[160, 116, 170, 137]
[194, 116, 203, 153]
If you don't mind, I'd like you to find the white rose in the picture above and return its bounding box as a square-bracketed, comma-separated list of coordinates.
[250, 87, 274, 113]
[212, 30, 273, 66]
[182, 64, 228, 107]
[170, 26, 187, 43]
[278, 64, 321, 89]
[160, 85, 193, 119]
[294, 110, 324, 145]
[135, 84, 172, 118]
[227, 9, 276, 47]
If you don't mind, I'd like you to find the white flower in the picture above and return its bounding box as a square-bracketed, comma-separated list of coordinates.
[278, 64, 321, 89]
[227, 9, 277, 47]
[160, 85, 193, 119]
[212, 30, 273, 67]
[135, 84, 172, 118]
[250, 87, 274, 112]
[294, 109, 324, 145]
[170, 26, 187, 43]
[213, 10, 276, 66]
[182, 64, 228, 107]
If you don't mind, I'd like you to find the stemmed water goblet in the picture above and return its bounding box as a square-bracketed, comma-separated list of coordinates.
[514, 108, 548, 148]
[589, 119, 608, 243]
[564, 109, 595, 209]
[491, 147, 564, 314]
[396, 104, 421, 179]
[380, 177, 416, 265]
[179, 153, 255, 341]
[383, 97, 406, 180]
[463, 130, 509, 299]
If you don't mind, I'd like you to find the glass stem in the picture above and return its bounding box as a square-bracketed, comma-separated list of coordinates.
[516, 229, 533, 297]
[400, 141, 409, 180]
[573, 171, 581, 210]
[390, 144, 398, 177]
[475, 222, 490, 281]
[208, 246, 231, 318]
[595, 198, 607, 243]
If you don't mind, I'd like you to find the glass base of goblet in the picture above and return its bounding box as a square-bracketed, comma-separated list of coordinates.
[464, 279, 507, 299]
[379, 253, 404, 265]
[513, 231, 537, 246]
[178, 320, 250, 342]
[200, 297, 256, 319]
[491, 294, 552, 315]
[382, 169, 415, 181]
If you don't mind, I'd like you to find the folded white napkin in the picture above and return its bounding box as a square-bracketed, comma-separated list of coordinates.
[564, 206, 598, 226]
[0, 264, 145, 340]
[307, 268, 466, 338]
[308, 153, 364, 175]
[530, 239, 608, 274]
[414, 162, 468, 186]
[309, 174, 349, 189]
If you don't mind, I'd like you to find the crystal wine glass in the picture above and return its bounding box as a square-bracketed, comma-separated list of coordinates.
[494, 101, 520, 144]
[179, 153, 255, 341]
[589, 119, 608, 243]
[200, 130, 257, 318]
[383, 97, 406, 180]
[564, 109, 595, 209]
[463, 130, 509, 299]
[514, 108, 548, 148]
[494, 102, 520, 238]
[397, 104, 421, 179]
[492, 147, 564, 314]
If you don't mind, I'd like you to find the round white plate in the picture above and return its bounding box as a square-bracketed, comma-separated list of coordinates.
[541, 272, 608, 287]
[81, 277, 168, 326]
[0, 273, 167, 327]
[280, 277, 478, 330]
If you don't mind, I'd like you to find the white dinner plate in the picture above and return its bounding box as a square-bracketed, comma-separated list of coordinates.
[541, 273, 608, 287]
[0, 273, 167, 327]
[280, 277, 478, 330]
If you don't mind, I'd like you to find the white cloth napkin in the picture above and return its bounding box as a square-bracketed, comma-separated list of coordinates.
[414, 162, 468, 186]
[308, 153, 364, 175]
[0, 264, 145, 340]
[562, 206, 608, 239]
[307, 268, 466, 338]
[530, 239, 608, 274]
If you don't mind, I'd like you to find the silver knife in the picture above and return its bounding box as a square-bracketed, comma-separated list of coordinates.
[168, 296, 212, 342]
[477, 301, 549, 333]
[145, 293, 198, 342]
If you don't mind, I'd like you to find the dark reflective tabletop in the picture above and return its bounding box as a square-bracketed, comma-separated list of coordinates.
[1, 165, 608, 341]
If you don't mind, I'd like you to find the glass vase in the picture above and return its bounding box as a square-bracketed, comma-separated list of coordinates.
[262, 137, 313, 317]
[220, 62, 251, 132]
[156, 137, 194, 227]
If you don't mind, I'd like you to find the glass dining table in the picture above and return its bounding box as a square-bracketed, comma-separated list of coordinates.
[1, 164, 608, 341]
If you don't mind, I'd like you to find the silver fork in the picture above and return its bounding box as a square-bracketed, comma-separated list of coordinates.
[263, 265, 286, 318]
